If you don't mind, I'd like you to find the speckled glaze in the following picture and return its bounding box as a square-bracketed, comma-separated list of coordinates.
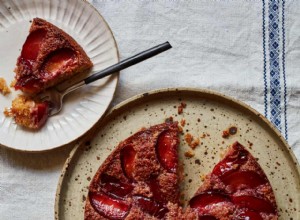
[55, 88, 300, 220]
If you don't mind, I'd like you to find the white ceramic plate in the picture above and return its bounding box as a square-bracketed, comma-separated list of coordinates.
[0, 0, 119, 151]
[55, 88, 300, 220]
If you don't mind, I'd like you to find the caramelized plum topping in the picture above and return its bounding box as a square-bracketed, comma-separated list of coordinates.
[156, 130, 178, 172]
[189, 190, 231, 212]
[148, 178, 164, 202]
[100, 174, 133, 199]
[133, 196, 168, 218]
[120, 145, 136, 180]
[14, 73, 42, 94]
[34, 102, 49, 128]
[42, 48, 76, 77]
[89, 192, 131, 220]
[220, 170, 267, 191]
[21, 29, 46, 60]
[212, 142, 248, 176]
[232, 195, 276, 214]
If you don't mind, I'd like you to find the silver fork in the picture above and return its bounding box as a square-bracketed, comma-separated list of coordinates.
[38, 42, 172, 116]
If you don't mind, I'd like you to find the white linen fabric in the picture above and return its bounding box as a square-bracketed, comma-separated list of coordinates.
[0, 0, 299, 219]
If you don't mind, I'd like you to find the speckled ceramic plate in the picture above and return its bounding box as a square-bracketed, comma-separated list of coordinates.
[55, 88, 300, 220]
[0, 0, 118, 151]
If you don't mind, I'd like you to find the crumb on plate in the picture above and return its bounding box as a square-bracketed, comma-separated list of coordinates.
[177, 102, 187, 115]
[184, 150, 195, 158]
[0, 78, 11, 95]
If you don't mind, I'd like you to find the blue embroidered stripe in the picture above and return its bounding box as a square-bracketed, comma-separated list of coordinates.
[262, 0, 268, 118]
[268, 0, 282, 131]
[281, 0, 288, 140]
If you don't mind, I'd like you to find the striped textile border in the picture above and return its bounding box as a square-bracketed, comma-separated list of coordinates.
[263, 0, 288, 140]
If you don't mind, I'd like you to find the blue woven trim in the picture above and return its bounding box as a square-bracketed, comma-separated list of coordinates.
[282, 0, 288, 140]
[268, 0, 282, 131]
[263, 0, 268, 118]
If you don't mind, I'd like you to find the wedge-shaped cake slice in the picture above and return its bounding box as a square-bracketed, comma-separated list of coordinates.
[188, 142, 278, 220]
[85, 121, 181, 220]
[14, 18, 93, 94]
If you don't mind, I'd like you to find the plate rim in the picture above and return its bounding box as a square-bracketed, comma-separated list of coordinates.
[0, 0, 120, 152]
[54, 87, 300, 219]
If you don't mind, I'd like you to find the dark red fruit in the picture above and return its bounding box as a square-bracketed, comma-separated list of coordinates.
[189, 190, 230, 212]
[89, 192, 131, 220]
[34, 102, 49, 128]
[120, 145, 136, 180]
[220, 170, 267, 191]
[148, 178, 164, 202]
[100, 174, 133, 199]
[232, 195, 275, 214]
[212, 142, 248, 176]
[21, 29, 47, 60]
[133, 196, 168, 218]
[14, 72, 42, 93]
[156, 130, 178, 172]
[199, 215, 217, 220]
[234, 209, 263, 220]
[42, 48, 76, 76]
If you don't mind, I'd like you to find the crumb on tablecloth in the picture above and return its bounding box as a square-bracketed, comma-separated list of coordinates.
[0, 78, 11, 95]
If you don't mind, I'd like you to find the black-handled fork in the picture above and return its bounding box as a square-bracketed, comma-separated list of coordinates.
[38, 41, 172, 116]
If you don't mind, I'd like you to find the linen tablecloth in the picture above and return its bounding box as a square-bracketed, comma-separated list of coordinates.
[1, 0, 299, 219]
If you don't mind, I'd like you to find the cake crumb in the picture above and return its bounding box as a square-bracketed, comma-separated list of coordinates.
[0, 78, 11, 95]
[3, 107, 12, 117]
[184, 150, 195, 158]
[165, 116, 173, 123]
[190, 138, 200, 149]
[184, 133, 193, 145]
[200, 174, 206, 181]
[178, 125, 183, 134]
[180, 118, 186, 127]
[177, 102, 187, 115]
[10, 79, 16, 88]
[222, 130, 230, 138]
[185, 133, 200, 149]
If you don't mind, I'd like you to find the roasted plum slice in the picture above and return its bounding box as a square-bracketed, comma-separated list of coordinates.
[212, 142, 248, 176]
[21, 29, 47, 60]
[89, 192, 131, 220]
[120, 145, 136, 180]
[189, 190, 231, 213]
[156, 130, 178, 173]
[133, 196, 168, 218]
[220, 170, 267, 191]
[41, 48, 76, 77]
[99, 174, 133, 199]
[232, 195, 276, 214]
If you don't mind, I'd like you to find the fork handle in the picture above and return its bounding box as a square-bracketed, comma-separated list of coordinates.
[84, 41, 172, 85]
